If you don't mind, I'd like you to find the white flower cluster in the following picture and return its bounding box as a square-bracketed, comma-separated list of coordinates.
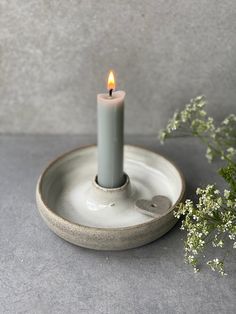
[207, 259, 227, 276]
[160, 96, 236, 275]
[159, 96, 207, 144]
[159, 96, 236, 165]
[174, 184, 236, 275]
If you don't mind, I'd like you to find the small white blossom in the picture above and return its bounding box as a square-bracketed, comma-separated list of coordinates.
[224, 190, 230, 198]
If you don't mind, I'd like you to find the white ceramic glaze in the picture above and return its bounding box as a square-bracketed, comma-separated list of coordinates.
[39, 146, 182, 228]
[36, 145, 185, 250]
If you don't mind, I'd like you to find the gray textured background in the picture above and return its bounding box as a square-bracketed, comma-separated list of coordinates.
[1, 0, 236, 134]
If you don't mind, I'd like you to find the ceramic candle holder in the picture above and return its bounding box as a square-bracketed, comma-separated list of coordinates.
[36, 145, 185, 250]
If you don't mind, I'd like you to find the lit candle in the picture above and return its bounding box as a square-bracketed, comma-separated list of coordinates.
[97, 71, 126, 188]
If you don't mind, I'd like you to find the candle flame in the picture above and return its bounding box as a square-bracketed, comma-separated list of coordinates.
[107, 70, 116, 91]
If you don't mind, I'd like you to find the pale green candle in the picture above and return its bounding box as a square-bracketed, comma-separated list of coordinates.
[97, 72, 126, 188]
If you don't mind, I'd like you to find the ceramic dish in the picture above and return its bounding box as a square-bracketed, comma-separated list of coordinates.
[36, 145, 185, 250]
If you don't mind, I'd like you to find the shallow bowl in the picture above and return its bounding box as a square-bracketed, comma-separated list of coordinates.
[36, 145, 185, 250]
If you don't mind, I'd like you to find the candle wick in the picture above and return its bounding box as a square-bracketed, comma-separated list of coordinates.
[109, 89, 113, 97]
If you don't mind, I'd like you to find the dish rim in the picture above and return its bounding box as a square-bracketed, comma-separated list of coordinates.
[36, 144, 186, 232]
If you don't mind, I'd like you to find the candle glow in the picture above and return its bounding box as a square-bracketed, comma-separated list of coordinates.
[107, 70, 116, 92]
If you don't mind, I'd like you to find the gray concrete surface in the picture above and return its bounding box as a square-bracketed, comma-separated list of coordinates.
[0, 134, 235, 313]
[1, 1, 236, 134]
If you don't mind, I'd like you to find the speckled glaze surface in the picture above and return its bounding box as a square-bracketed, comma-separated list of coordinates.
[36, 145, 185, 250]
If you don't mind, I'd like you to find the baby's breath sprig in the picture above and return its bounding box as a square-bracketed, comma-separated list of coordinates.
[160, 96, 236, 275]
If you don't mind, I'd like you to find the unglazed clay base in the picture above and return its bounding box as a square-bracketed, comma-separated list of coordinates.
[36, 145, 185, 250]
